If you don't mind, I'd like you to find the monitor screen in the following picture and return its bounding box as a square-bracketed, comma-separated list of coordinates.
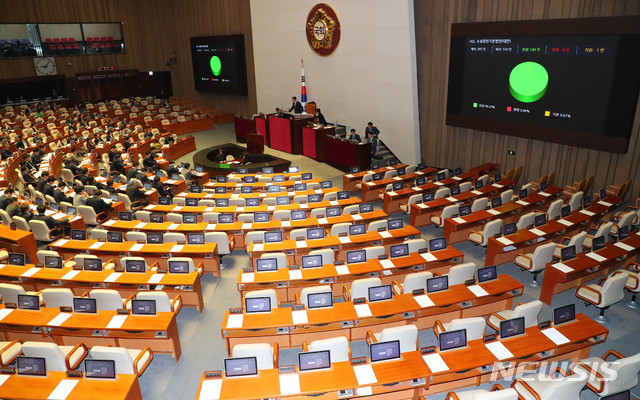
[171, 173, 180, 180]
[439, 329, 468, 351]
[18, 294, 40, 310]
[437, 172, 447, 181]
[301, 255, 323, 269]
[289, 166, 300, 173]
[44, 255, 62, 269]
[368, 285, 393, 302]
[107, 231, 123, 243]
[455, 167, 463, 176]
[320, 181, 332, 189]
[245, 296, 271, 313]
[302, 173, 313, 181]
[350, 166, 361, 174]
[417, 162, 426, 170]
[273, 175, 285, 183]
[218, 213, 234, 224]
[243, 176, 256, 184]
[553, 304, 576, 326]
[534, 213, 547, 227]
[337, 190, 350, 200]
[298, 350, 331, 372]
[118, 211, 132, 221]
[503, 222, 517, 236]
[561, 205, 571, 218]
[500, 317, 526, 339]
[359, 203, 374, 213]
[291, 210, 306, 220]
[73, 297, 97, 313]
[477, 265, 498, 283]
[246, 198, 260, 207]
[347, 250, 367, 264]
[583, 196, 592, 208]
[592, 235, 605, 251]
[307, 194, 322, 203]
[326, 206, 341, 217]
[262, 167, 274, 174]
[110, 193, 120, 202]
[618, 225, 629, 240]
[494, 173, 502, 182]
[560, 245, 576, 262]
[254, 212, 270, 223]
[388, 218, 403, 230]
[215, 187, 227, 194]
[540, 181, 548, 191]
[451, 185, 461, 196]
[189, 185, 203, 193]
[306, 227, 325, 240]
[519, 188, 528, 199]
[307, 292, 333, 309]
[294, 183, 307, 191]
[131, 299, 156, 315]
[158, 196, 171, 205]
[241, 186, 253, 194]
[125, 259, 146, 273]
[276, 196, 290, 205]
[474, 180, 484, 189]
[459, 204, 472, 216]
[491, 197, 502, 208]
[85, 359, 116, 379]
[84, 258, 103, 271]
[264, 231, 283, 243]
[215, 199, 229, 207]
[256, 258, 278, 272]
[168, 260, 190, 273]
[397, 167, 406, 176]
[216, 176, 227, 183]
[150, 213, 164, 223]
[372, 173, 383, 181]
[35, 197, 43, 206]
[427, 276, 449, 293]
[390, 244, 409, 258]
[430, 238, 447, 252]
[185, 198, 199, 207]
[147, 232, 164, 244]
[370, 340, 401, 363]
[392, 181, 404, 191]
[268, 185, 281, 193]
[415, 176, 427, 186]
[8, 252, 25, 266]
[50, 203, 58, 211]
[17, 357, 46, 377]
[187, 232, 205, 244]
[224, 357, 258, 378]
[238, 168, 249, 175]
[196, 166, 204, 173]
[349, 223, 366, 236]
[422, 192, 435, 202]
[183, 213, 198, 224]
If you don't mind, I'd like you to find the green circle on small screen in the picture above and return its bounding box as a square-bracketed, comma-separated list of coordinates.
[509, 61, 548, 103]
[210, 56, 221, 76]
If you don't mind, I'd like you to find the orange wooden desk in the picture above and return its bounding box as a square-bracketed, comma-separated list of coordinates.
[0, 305, 181, 361]
[360, 167, 437, 203]
[161, 135, 196, 160]
[484, 196, 620, 266]
[0, 263, 204, 311]
[540, 232, 640, 304]
[442, 187, 563, 244]
[204, 179, 322, 190]
[247, 226, 421, 264]
[0, 225, 38, 263]
[342, 163, 408, 192]
[238, 246, 464, 301]
[175, 186, 339, 199]
[226, 170, 311, 179]
[467, 162, 500, 180]
[48, 238, 220, 277]
[221, 274, 523, 352]
[0, 372, 142, 400]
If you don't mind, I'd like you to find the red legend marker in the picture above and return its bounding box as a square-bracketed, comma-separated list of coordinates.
[506, 106, 512, 112]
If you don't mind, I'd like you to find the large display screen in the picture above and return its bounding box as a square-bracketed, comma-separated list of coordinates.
[446, 17, 640, 153]
[190, 34, 248, 95]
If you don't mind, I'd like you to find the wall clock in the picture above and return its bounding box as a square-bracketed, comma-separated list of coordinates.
[33, 57, 57, 76]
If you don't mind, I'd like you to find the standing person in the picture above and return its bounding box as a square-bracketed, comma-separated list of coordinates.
[364, 122, 380, 137]
[288, 96, 303, 114]
[366, 132, 378, 159]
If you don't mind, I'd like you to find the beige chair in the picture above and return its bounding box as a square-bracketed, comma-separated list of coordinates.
[21, 341, 88, 372]
[41, 288, 74, 309]
[231, 343, 278, 371]
[583, 221, 614, 249]
[513, 242, 556, 287]
[308, 249, 334, 265]
[0, 340, 22, 367]
[28, 220, 63, 242]
[0, 283, 40, 304]
[89, 289, 131, 311]
[511, 368, 587, 400]
[305, 336, 350, 363]
[554, 231, 586, 258]
[366, 324, 418, 353]
[89, 346, 154, 376]
[487, 300, 543, 331]
[393, 271, 433, 295]
[575, 272, 627, 323]
[343, 277, 381, 301]
[445, 386, 518, 400]
[125, 291, 181, 314]
[568, 191, 584, 212]
[204, 232, 235, 256]
[469, 219, 502, 246]
[447, 262, 477, 286]
[430, 205, 458, 227]
[434, 317, 486, 341]
[570, 350, 640, 397]
[400, 194, 422, 214]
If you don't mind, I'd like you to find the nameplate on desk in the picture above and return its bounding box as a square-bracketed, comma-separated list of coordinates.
[47, 379, 79, 400]
[335, 264, 350, 275]
[204, 193, 214, 198]
[354, 303, 372, 318]
[102, 219, 116, 226]
[260, 193, 268, 198]
[493, 183, 504, 188]
[61, 270, 80, 280]
[267, 205, 275, 211]
[168, 223, 179, 230]
[106, 314, 128, 329]
[598, 201, 613, 207]
[226, 314, 244, 329]
[496, 237, 514, 246]
[353, 363, 377, 385]
[279, 372, 301, 395]
[551, 262, 574, 273]
[421, 252, 437, 262]
[614, 242, 635, 252]
[89, 241, 104, 250]
[47, 312, 72, 327]
[467, 284, 489, 297]
[317, 217, 329, 225]
[580, 209, 595, 216]
[379, 230, 393, 239]
[487, 209, 501, 215]
[21, 267, 40, 277]
[530, 228, 546, 236]
[299, 203, 309, 209]
[148, 274, 164, 284]
[485, 341, 514, 360]
[393, 177, 404, 182]
[295, 240, 307, 248]
[471, 190, 483, 195]
[236, 206, 245, 212]
[541, 327, 570, 345]
[350, 214, 363, 221]
[231, 193, 239, 199]
[452, 217, 466, 224]
[422, 353, 449, 373]
[557, 219, 573, 226]
[539, 191, 551, 197]
[515, 200, 529, 206]
[365, 182, 375, 186]
[338, 236, 351, 244]
[252, 243, 264, 252]
[415, 171, 425, 175]
[170, 244, 184, 252]
[329, 200, 340, 206]
[379, 259, 395, 269]
[413, 294, 435, 308]
[288, 270, 302, 280]
[585, 252, 607, 262]
[452, 176, 462, 181]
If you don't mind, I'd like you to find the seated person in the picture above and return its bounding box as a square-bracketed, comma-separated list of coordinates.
[32, 204, 67, 236]
[346, 129, 361, 143]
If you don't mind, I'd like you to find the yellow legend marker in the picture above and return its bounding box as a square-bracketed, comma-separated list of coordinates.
[544, 111, 550, 117]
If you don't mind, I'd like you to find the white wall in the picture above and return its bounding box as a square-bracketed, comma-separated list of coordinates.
[250, 0, 421, 164]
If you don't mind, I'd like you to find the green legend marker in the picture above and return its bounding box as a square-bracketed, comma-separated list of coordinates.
[509, 61, 548, 103]
[473, 102, 478, 108]
[210, 56, 222, 76]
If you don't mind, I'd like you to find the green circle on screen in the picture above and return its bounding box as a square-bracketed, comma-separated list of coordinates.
[509, 61, 548, 103]
[210, 56, 222, 76]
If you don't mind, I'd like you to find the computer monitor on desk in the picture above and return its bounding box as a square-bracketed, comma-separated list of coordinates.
[150, 213, 164, 223]
[8, 252, 25, 266]
[427, 276, 449, 293]
[44, 255, 62, 269]
[169, 260, 190, 274]
[273, 175, 285, 183]
[368, 285, 393, 302]
[224, 357, 258, 378]
[118, 211, 132, 221]
[301, 255, 323, 269]
[500, 317, 526, 339]
[370, 340, 401, 363]
[215, 199, 229, 207]
[254, 212, 270, 223]
[553, 304, 576, 326]
[18, 294, 40, 310]
[534, 213, 547, 227]
[307, 292, 333, 309]
[491, 197, 502, 209]
[326, 206, 341, 217]
[429, 238, 447, 252]
[183, 213, 198, 224]
[294, 183, 307, 192]
[73, 297, 97, 313]
[215, 187, 227, 194]
[17, 356, 47, 377]
[359, 203, 374, 214]
[218, 213, 234, 224]
[246, 198, 260, 207]
[276, 196, 290, 206]
[591, 236, 605, 251]
[187, 232, 205, 244]
[131, 299, 156, 315]
[390, 243, 409, 258]
[268, 185, 281, 194]
[503, 223, 517, 236]
[245, 297, 272, 313]
[439, 329, 467, 352]
[477, 265, 497, 283]
[264, 231, 283, 243]
[560, 245, 577, 262]
[298, 350, 331, 372]
[147, 232, 164, 244]
[125, 259, 146, 273]
[85, 359, 116, 380]
[307, 227, 325, 240]
[241, 186, 253, 194]
[256, 258, 278, 272]
[84, 258, 103, 271]
[347, 250, 367, 264]
[185, 198, 199, 207]
[159, 196, 171, 205]
[388, 218, 403, 230]
[561, 205, 571, 218]
[422, 192, 434, 202]
[349, 223, 366, 236]
[107, 231, 123, 243]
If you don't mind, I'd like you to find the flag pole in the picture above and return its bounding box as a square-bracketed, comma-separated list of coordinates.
[300, 59, 307, 108]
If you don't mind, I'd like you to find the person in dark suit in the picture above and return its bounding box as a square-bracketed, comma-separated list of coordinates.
[288, 96, 303, 114]
[16, 203, 32, 222]
[143, 151, 158, 170]
[0, 188, 14, 210]
[110, 154, 125, 175]
[6, 197, 19, 218]
[32, 204, 67, 235]
[165, 161, 179, 178]
[367, 132, 379, 158]
[36, 171, 49, 193]
[76, 168, 89, 186]
[127, 166, 139, 181]
[21, 167, 36, 186]
[15, 138, 29, 150]
[151, 176, 172, 198]
[364, 122, 380, 137]
[53, 184, 71, 204]
[135, 171, 149, 184]
[1, 145, 12, 161]
[346, 129, 361, 143]
[213, 148, 225, 162]
[180, 163, 195, 182]
[86, 193, 111, 219]
[315, 108, 328, 125]
[126, 181, 146, 203]
[42, 176, 56, 197]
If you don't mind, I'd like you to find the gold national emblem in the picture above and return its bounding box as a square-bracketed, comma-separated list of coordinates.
[306, 4, 341, 57]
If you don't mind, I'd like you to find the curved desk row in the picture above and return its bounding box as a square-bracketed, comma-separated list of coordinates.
[360, 167, 437, 203]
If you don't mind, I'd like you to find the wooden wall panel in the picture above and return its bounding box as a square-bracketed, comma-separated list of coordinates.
[414, 0, 640, 200]
[0, 0, 256, 116]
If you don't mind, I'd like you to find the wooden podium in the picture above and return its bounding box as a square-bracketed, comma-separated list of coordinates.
[302, 124, 335, 161]
[247, 133, 264, 154]
[267, 113, 313, 155]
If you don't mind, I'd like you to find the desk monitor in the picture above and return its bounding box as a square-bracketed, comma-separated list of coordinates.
[183, 213, 198, 224]
[218, 213, 234, 224]
[84, 258, 103, 271]
[429, 237, 447, 252]
[415, 176, 427, 186]
[44, 255, 62, 269]
[320, 181, 332, 189]
[262, 166, 274, 174]
[189, 185, 203, 193]
[289, 166, 300, 173]
[17, 294, 40, 310]
[291, 210, 306, 220]
[439, 329, 467, 352]
[241, 186, 253, 194]
[50, 203, 58, 211]
[427, 276, 449, 293]
[264, 231, 283, 243]
[390, 244, 409, 258]
[131, 299, 156, 315]
[298, 350, 331, 372]
[276, 196, 290, 205]
[618, 225, 629, 240]
[185, 198, 199, 207]
[225, 357, 258, 378]
[196, 166, 204, 173]
[215, 199, 229, 207]
[245, 296, 271, 313]
[500, 317, 526, 339]
[254, 212, 270, 223]
[307, 194, 322, 203]
[158, 196, 171, 205]
[583, 196, 592, 209]
[368, 285, 393, 302]
[337, 190, 350, 200]
[246, 198, 260, 207]
[70, 228, 87, 242]
[268, 185, 281, 193]
[150, 213, 164, 223]
[417, 162, 426, 170]
[301, 255, 323, 269]
[118, 211, 132, 221]
[67, 206, 77, 216]
[350, 166, 361, 174]
[273, 175, 285, 183]
[326, 206, 341, 217]
[388, 218, 403, 230]
[397, 167, 406, 176]
[437, 172, 447, 181]
[422, 192, 435, 202]
[553, 304, 576, 326]
[347, 249, 366, 264]
[459, 204, 472, 216]
[215, 186, 227, 194]
[540, 181, 548, 191]
[17, 356, 46, 377]
[169, 260, 190, 274]
[73, 297, 97, 313]
[477, 265, 498, 283]
[560, 245, 577, 262]
[370, 340, 401, 363]
[216, 176, 227, 183]
[180, 163, 186, 169]
[187, 232, 205, 244]
[491, 197, 502, 208]
[307, 227, 325, 240]
[302, 173, 313, 181]
[256, 258, 278, 272]
[107, 231, 123, 243]
[349, 223, 366, 236]
[110, 193, 120, 202]
[125, 259, 146, 273]
[392, 181, 404, 191]
[600, 189, 607, 200]
[372, 173, 383, 181]
[534, 213, 547, 227]
[35, 197, 43, 206]
[561, 205, 571, 218]
[452, 167, 462, 176]
[451, 185, 461, 196]
[474, 180, 484, 189]
[592, 235, 605, 251]
[294, 183, 307, 192]
[518, 188, 528, 199]
[8, 252, 25, 266]
[147, 232, 164, 244]
[494, 173, 502, 183]
[307, 292, 333, 309]
[601, 391, 630, 400]
[503, 222, 517, 236]
[238, 168, 249, 175]
[243, 176, 256, 183]
[359, 203, 374, 214]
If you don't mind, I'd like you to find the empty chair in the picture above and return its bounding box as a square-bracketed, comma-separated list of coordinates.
[546, 199, 564, 220]
[89, 289, 129, 311]
[0, 283, 39, 304]
[323, 192, 337, 202]
[500, 189, 514, 205]
[513, 242, 556, 286]
[204, 232, 235, 256]
[554, 231, 586, 258]
[568, 191, 584, 211]
[126, 232, 147, 243]
[511, 368, 587, 400]
[331, 222, 351, 236]
[468, 219, 502, 246]
[202, 212, 219, 224]
[259, 253, 287, 269]
[289, 228, 307, 241]
[434, 317, 486, 341]
[229, 198, 245, 207]
[471, 197, 488, 212]
[394, 271, 433, 294]
[262, 197, 276, 206]
[445, 386, 518, 400]
[164, 232, 186, 243]
[21, 342, 88, 372]
[405, 238, 427, 253]
[487, 300, 543, 331]
[232, 343, 278, 370]
[306, 336, 350, 363]
[308, 249, 334, 265]
[367, 219, 387, 232]
[570, 350, 640, 397]
[400, 194, 422, 214]
[272, 210, 291, 221]
[344, 277, 381, 301]
[167, 257, 202, 275]
[430, 205, 458, 227]
[343, 205, 359, 214]
[516, 212, 536, 230]
[363, 245, 385, 260]
[310, 208, 326, 218]
[89, 346, 154, 376]
[172, 197, 185, 206]
[357, 173, 373, 189]
[299, 285, 332, 307]
[166, 213, 182, 224]
[36, 249, 64, 265]
[459, 182, 472, 192]
[245, 289, 279, 309]
[447, 262, 477, 286]
[293, 195, 307, 204]
[477, 174, 489, 187]
[126, 291, 181, 313]
[237, 213, 253, 223]
[575, 272, 627, 323]
[0, 340, 22, 367]
[610, 211, 635, 236]
[41, 288, 74, 308]
[583, 221, 614, 249]
[245, 231, 266, 247]
[434, 187, 451, 199]
[384, 170, 397, 179]
[90, 228, 108, 241]
[367, 325, 418, 353]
